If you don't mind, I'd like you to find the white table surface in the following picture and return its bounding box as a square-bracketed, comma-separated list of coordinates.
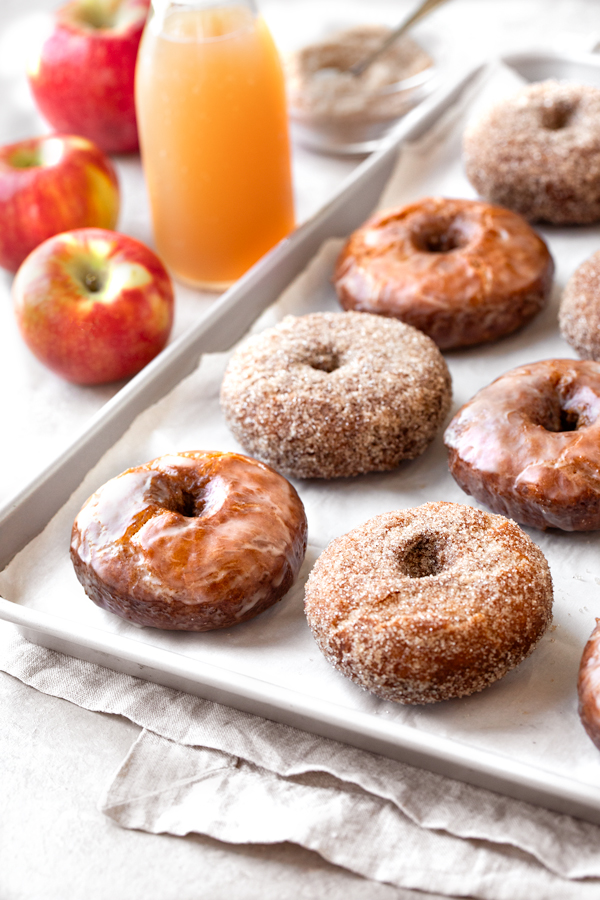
[2, 1, 600, 897]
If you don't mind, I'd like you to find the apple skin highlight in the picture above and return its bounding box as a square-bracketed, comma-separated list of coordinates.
[0, 134, 120, 273]
[13, 228, 174, 385]
[27, 0, 150, 154]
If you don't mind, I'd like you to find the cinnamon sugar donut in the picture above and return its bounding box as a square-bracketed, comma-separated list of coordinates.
[220, 311, 452, 480]
[578, 619, 600, 751]
[444, 359, 600, 531]
[304, 502, 553, 705]
[560, 250, 600, 360]
[464, 80, 600, 225]
[333, 197, 553, 350]
[70, 451, 308, 630]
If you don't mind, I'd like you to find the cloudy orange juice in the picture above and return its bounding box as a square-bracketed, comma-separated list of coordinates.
[135, 1, 294, 289]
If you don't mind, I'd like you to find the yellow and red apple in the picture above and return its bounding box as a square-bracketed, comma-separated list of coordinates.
[27, 0, 150, 155]
[0, 133, 119, 273]
[13, 228, 174, 385]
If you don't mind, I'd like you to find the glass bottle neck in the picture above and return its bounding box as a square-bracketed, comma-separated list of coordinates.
[149, 0, 258, 40]
[151, 0, 257, 15]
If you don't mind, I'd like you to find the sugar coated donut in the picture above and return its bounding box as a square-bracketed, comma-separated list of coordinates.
[444, 359, 600, 531]
[464, 80, 600, 225]
[220, 311, 452, 480]
[559, 250, 600, 360]
[304, 502, 553, 705]
[333, 197, 553, 350]
[578, 619, 600, 751]
[70, 451, 308, 630]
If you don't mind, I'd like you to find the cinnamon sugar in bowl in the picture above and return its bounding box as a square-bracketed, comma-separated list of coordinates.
[285, 24, 437, 155]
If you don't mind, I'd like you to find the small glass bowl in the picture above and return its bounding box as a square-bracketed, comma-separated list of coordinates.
[284, 25, 439, 156]
[289, 65, 438, 155]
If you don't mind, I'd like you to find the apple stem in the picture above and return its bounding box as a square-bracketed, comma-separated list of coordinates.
[72, 0, 120, 30]
[85, 272, 102, 292]
[10, 148, 41, 169]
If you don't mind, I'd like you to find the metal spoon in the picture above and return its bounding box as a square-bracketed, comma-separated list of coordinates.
[348, 0, 450, 78]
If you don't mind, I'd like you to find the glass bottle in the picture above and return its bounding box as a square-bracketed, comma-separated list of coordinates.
[135, 0, 295, 290]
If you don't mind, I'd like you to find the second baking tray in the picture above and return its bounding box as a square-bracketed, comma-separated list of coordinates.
[3, 52, 600, 824]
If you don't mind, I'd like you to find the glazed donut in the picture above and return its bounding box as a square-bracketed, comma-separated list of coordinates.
[220, 311, 452, 480]
[559, 251, 600, 360]
[70, 450, 308, 630]
[304, 502, 553, 705]
[463, 80, 600, 225]
[333, 197, 553, 350]
[578, 619, 600, 751]
[444, 359, 600, 531]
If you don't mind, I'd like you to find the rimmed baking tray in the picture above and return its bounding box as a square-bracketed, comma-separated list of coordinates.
[3, 52, 600, 824]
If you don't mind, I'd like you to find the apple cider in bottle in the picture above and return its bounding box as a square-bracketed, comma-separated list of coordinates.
[135, 0, 295, 290]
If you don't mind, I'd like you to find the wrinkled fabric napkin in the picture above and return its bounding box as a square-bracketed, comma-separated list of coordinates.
[3, 627, 600, 900]
[4, 59, 600, 900]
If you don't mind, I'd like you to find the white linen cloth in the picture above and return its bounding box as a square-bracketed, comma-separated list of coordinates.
[3, 626, 600, 900]
[4, 60, 600, 900]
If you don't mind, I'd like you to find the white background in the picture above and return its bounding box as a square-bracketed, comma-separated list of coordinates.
[2, 1, 600, 898]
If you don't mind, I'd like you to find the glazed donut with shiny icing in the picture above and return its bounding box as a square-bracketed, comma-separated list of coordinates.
[304, 502, 553, 705]
[464, 80, 600, 225]
[444, 359, 600, 531]
[70, 451, 308, 630]
[333, 197, 553, 350]
[578, 619, 600, 751]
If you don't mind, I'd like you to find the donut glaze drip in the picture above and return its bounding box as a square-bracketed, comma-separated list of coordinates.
[444, 359, 600, 531]
[463, 80, 600, 225]
[304, 502, 553, 704]
[578, 619, 600, 751]
[220, 311, 452, 480]
[70, 451, 308, 630]
[333, 198, 553, 349]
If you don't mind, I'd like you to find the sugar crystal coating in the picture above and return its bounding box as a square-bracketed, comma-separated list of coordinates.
[220, 311, 452, 479]
[304, 502, 553, 704]
[560, 250, 600, 360]
[464, 80, 600, 224]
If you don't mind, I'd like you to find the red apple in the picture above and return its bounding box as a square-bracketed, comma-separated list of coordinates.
[0, 133, 120, 273]
[13, 228, 174, 385]
[27, 0, 150, 155]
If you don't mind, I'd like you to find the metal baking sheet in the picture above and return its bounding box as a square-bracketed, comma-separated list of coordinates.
[0, 64, 482, 570]
[3, 53, 600, 824]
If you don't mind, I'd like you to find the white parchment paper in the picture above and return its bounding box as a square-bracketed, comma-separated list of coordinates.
[2, 62, 600, 799]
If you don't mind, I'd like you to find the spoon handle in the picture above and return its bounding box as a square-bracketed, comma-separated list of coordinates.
[349, 0, 449, 77]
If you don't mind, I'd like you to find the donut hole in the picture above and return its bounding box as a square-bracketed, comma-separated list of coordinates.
[557, 408, 580, 432]
[307, 348, 341, 373]
[411, 219, 468, 254]
[176, 489, 201, 517]
[536, 398, 582, 433]
[544, 406, 582, 432]
[398, 533, 444, 578]
[539, 99, 575, 131]
[157, 483, 208, 518]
